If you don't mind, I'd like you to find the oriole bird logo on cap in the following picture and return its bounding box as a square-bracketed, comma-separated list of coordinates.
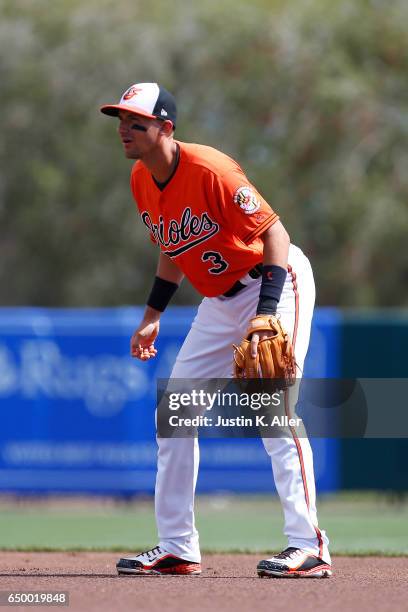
[123, 86, 143, 100]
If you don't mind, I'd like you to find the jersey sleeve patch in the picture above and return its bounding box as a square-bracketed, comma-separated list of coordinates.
[233, 186, 261, 215]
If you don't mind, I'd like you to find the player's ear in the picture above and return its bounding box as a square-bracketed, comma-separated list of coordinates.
[159, 120, 174, 136]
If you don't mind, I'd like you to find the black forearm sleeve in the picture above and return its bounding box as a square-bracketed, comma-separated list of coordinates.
[256, 264, 287, 315]
[146, 276, 179, 312]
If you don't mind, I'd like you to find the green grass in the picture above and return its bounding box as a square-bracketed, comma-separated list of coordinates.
[0, 493, 407, 555]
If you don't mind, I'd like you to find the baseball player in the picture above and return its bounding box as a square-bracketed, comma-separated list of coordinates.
[101, 82, 332, 578]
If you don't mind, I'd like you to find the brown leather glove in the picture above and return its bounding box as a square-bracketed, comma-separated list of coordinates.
[233, 315, 296, 384]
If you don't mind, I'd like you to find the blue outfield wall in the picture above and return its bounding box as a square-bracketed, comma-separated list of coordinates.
[0, 307, 341, 495]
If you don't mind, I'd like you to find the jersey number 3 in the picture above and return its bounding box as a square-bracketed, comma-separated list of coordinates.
[202, 251, 229, 275]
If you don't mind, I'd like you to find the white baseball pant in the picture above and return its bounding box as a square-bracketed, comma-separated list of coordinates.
[155, 244, 330, 564]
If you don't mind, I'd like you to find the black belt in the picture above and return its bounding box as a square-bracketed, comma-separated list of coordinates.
[222, 264, 263, 297]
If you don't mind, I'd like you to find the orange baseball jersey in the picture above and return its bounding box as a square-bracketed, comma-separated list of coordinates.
[130, 142, 279, 297]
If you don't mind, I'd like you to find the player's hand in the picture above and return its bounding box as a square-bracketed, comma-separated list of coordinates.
[233, 315, 296, 383]
[130, 320, 160, 361]
[250, 330, 275, 358]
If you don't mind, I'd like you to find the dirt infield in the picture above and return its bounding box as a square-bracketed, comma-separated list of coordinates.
[0, 553, 406, 612]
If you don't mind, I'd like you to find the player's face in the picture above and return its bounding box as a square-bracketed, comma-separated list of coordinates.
[117, 111, 163, 159]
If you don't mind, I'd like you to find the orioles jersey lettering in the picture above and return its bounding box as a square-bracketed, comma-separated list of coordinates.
[131, 142, 279, 297]
[141, 208, 219, 257]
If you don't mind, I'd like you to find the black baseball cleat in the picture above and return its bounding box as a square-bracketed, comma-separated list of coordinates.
[257, 547, 332, 578]
[116, 545, 201, 576]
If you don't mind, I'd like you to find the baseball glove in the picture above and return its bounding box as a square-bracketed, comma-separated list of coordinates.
[233, 315, 296, 384]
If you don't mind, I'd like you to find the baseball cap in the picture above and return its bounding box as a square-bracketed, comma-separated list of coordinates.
[100, 82, 177, 128]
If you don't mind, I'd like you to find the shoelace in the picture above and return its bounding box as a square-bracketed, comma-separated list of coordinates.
[141, 546, 162, 562]
[274, 547, 301, 560]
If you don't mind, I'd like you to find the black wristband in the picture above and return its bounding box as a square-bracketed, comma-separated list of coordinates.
[147, 276, 179, 312]
[256, 264, 287, 315]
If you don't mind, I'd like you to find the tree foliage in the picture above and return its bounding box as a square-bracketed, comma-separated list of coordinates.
[1, 0, 407, 306]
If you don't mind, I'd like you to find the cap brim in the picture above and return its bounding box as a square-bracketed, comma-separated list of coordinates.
[100, 104, 157, 119]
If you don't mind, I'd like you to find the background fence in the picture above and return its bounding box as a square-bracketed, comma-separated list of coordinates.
[1, 306, 406, 496]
